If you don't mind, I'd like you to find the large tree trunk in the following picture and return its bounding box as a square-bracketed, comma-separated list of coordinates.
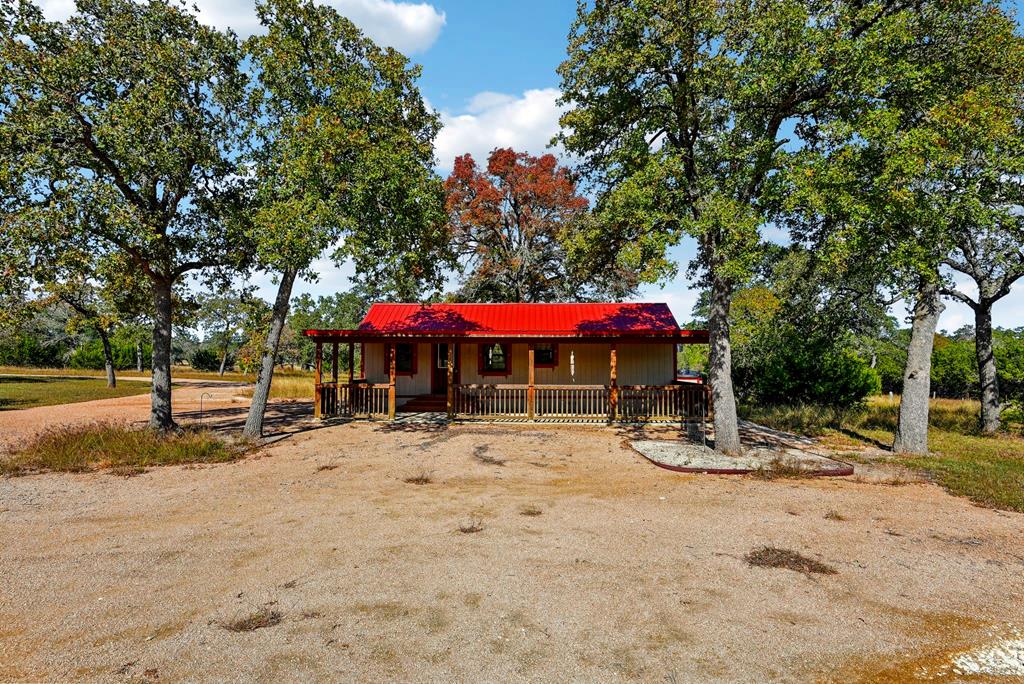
[242, 268, 297, 438]
[149, 279, 176, 432]
[893, 279, 944, 454]
[974, 301, 1001, 434]
[218, 345, 229, 376]
[708, 273, 742, 454]
[98, 327, 116, 389]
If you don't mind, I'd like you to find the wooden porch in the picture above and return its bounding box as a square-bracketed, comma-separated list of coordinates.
[311, 340, 710, 423]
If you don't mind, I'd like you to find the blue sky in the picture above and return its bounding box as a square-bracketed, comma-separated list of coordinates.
[37, 0, 1024, 331]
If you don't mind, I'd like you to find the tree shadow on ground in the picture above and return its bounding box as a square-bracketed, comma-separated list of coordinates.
[836, 427, 892, 451]
[174, 401, 332, 441]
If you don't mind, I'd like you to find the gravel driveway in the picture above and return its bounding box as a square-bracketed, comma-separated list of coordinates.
[2, 419, 1023, 682]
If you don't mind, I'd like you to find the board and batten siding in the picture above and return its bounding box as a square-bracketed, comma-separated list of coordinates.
[363, 342, 432, 404]
[456, 342, 675, 386]
[365, 342, 676, 389]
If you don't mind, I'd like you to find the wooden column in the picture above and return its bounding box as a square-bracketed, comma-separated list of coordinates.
[609, 342, 618, 422]
[347, 341, 355, 415]
[446, 343, 455, 419]
[330, 342, 339, 416]
[387, 343, 396, 420]
[314, 341, 323, 419]
[527, 342, 536, 421]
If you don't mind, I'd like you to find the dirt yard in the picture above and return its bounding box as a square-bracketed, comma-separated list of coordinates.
[2, 405, 1024, 681]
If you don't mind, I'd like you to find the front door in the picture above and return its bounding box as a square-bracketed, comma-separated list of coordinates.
[431, 344, 458, 394]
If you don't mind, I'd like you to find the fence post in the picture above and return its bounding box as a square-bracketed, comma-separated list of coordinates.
[387, 343, 396, 420]
[314, 341, 322, 420]
[609, 342, 618, 422]
[347, 341, 355, 416]
[527, 342, 536, 421]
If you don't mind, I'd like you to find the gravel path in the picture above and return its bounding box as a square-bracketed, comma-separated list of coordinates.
[2, 421, 1022, 682]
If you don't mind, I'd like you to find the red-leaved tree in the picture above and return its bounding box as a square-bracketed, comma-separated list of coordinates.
[445, 148, 638, 302]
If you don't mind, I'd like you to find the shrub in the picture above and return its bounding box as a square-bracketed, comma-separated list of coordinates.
[68, 338, 149, 370]
[190, 347, 222, 372]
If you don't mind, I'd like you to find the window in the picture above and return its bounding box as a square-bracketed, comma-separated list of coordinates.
[394, 343, 416, 375]
[534, 343, 557, 368]
[436, 345, 448, 369]
[479, 343, 510, 375]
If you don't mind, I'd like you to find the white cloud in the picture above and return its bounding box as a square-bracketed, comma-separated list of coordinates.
[434, 88, 567, 172]
[35, 0, 445, 53]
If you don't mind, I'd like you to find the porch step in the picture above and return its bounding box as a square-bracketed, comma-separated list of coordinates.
[397, 395, 448, 412]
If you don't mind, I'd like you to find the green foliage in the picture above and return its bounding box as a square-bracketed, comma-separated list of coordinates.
[189, 348, 222, 373]
[287, 292, 367, 369]
[0, 331, 68, 368]
[245, 0, 451, 299]
[930, 335, 977, 398]
[68, 337, 149, 371]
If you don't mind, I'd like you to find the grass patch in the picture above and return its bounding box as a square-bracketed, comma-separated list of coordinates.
[458, 517, 484, 534]
[222, 607, 282, 632]
[823, 509, 846, 521]
[238, 374, 313, 400]
[403, 470, 433, 485]
[750, 457, 813, 480]
[0, 423, 249, 476]
[519, 505, 543, 517]
[742, 397, 1024, 513]
[745, 546, 837, 575]
[0, 375, 151, 411]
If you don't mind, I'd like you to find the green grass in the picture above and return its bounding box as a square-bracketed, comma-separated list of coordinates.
[742, 397, 1024, 513]
[0, 423, 250, 476]
[0, 375, 152, 411]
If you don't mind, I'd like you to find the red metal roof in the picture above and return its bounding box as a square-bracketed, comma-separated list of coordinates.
[304, 303, 708, 341]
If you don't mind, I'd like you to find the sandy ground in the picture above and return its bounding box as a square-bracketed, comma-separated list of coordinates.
[2, 393, 1023, 683]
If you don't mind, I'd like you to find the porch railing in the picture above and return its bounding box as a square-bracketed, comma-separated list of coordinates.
[316, 381, 709, 422]
[454, 384, 528, 418]
[536, 385, 610, 420]
[316, 382, 389, 418]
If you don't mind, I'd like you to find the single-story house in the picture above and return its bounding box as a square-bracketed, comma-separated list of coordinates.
[304, 302, 709, 422]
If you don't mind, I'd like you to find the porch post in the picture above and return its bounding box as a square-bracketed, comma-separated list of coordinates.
[527, 342, 536, 421]
[387, 342, 396, 420]
[347, 341, 354, 415]
[314, 341, 323, 420]
[609, 342, 618, 422]
[331, 342, 339, 382]
[446, 343, 455, 419]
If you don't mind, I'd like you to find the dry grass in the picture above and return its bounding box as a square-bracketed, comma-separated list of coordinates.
[750, 457, 813, 480]
[458, 518, 484, 534]
[744, 546, 837, 575]
[222, 607, 282, 632]
[519, 505, 543, 517]
[823, 509, 846, 521]
[403, 470, 433, 485]
[238, 374, 313, 400]
[0, 423, 248, 476]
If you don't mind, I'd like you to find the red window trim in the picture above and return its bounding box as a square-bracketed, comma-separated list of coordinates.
[477, 342, 512, 376]
[534, 342, 558, 368]
[392, 342, 418, 377]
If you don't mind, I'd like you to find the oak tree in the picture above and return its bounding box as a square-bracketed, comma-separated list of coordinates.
[1, 0, 251, 430]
